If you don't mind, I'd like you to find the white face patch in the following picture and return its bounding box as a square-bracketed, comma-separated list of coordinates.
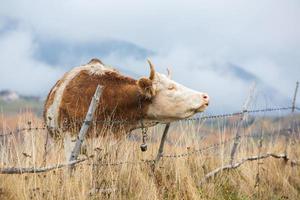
[45, 61, 113, 129]
[146, 72, 209, 121]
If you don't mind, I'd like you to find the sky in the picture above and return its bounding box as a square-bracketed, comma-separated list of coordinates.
[0, 0, 299, 113]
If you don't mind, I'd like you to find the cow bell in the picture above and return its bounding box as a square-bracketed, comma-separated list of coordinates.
[140, 143, 147, 152]
[140, 122, 148, 152]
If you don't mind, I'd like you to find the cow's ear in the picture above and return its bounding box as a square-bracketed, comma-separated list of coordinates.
[137, 77, 156, 98]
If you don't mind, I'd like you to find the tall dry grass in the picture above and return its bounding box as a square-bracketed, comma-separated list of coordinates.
[0, 112, 299, 200]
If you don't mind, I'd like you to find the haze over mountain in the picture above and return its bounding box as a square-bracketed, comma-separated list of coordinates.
[35, 38, 153, 74]
[26, 36, 291, 108]
[1, 0, 299, 113]
[35, 37, 290, 107]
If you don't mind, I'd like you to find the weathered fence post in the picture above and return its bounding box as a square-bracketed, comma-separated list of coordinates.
[285, 81, 299, 157]
[155, 123, 171, 163]
[291, 81, 299, 113]
[230, 83, 256, 165]
[42, 125, 49, 166]
[69, 85, 102, 171]
[254, 121, 264, 198]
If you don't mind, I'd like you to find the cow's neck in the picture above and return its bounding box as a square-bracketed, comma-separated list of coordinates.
[100, 81, 152, 124]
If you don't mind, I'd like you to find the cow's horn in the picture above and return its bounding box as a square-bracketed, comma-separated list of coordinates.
[166, 67, 172, 79]
[147, 59, 155, 80]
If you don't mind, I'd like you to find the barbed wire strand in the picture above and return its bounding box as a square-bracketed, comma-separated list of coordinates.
[0, 106, 299, 169]
[86, 134, 299, 167]
[0, 106, 296, 137]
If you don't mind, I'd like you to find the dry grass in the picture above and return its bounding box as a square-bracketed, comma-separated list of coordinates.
[0, 112, 300, 200]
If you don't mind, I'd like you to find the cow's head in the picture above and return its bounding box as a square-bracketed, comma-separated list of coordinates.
[138, 60, 209, 122]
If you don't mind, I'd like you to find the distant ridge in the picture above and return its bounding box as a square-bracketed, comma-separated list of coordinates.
[0, 90, 40, 102]
[34, 38, 154, 68]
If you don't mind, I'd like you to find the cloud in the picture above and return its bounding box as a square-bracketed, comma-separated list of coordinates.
[1, 1, 299, 49]
[0, 28, 64, 96]
[0, 0, 299, 112]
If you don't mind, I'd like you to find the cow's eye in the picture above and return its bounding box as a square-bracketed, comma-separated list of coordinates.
[168, 85, 176, 90]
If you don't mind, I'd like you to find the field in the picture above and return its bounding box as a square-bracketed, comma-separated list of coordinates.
[0, 99, 43, 116]
[0, 109, 300, 200]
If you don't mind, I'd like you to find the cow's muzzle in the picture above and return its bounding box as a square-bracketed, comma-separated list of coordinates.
[196, 93, 210, 112]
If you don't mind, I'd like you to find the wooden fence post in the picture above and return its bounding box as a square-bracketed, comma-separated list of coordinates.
[254, 121, 264, 197]
[285, 81, 299, 157]
[230, 83, 256, 165]
[291, 81, 299, 113]
[292, 81, 299, 139]
[155, 123, 171, 163]
[69, 85, 102, 171]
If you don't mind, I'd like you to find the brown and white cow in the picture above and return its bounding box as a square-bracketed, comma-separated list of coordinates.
[44, 58, 209, 141]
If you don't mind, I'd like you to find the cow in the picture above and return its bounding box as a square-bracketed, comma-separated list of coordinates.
[44, 58, 209, 157]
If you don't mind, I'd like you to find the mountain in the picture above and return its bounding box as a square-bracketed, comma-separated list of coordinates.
[34, 38, 154, 71]
[0, 90, 19, 102]
[212, 63, 290, 107]
[0, 90, 42, 115]
[0, 90, 40, 102]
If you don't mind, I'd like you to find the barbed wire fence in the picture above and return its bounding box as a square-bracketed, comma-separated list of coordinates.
[0, 106, 296, 138]
[0, 82, 299, 187]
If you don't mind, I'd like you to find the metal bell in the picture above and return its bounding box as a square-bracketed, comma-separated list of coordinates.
[140, 143, 147, 152]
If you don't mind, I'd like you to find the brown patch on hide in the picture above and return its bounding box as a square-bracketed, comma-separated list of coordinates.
[56, 70, 152, 138]
[137, 77, 155, 98]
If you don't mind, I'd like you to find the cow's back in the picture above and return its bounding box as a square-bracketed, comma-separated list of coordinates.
[44, 59, 116, 138]
[44, 59, 146, 139]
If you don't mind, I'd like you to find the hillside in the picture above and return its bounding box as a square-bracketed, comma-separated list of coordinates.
[0, 109, 299, 199]
[0, 90, 43, 116]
